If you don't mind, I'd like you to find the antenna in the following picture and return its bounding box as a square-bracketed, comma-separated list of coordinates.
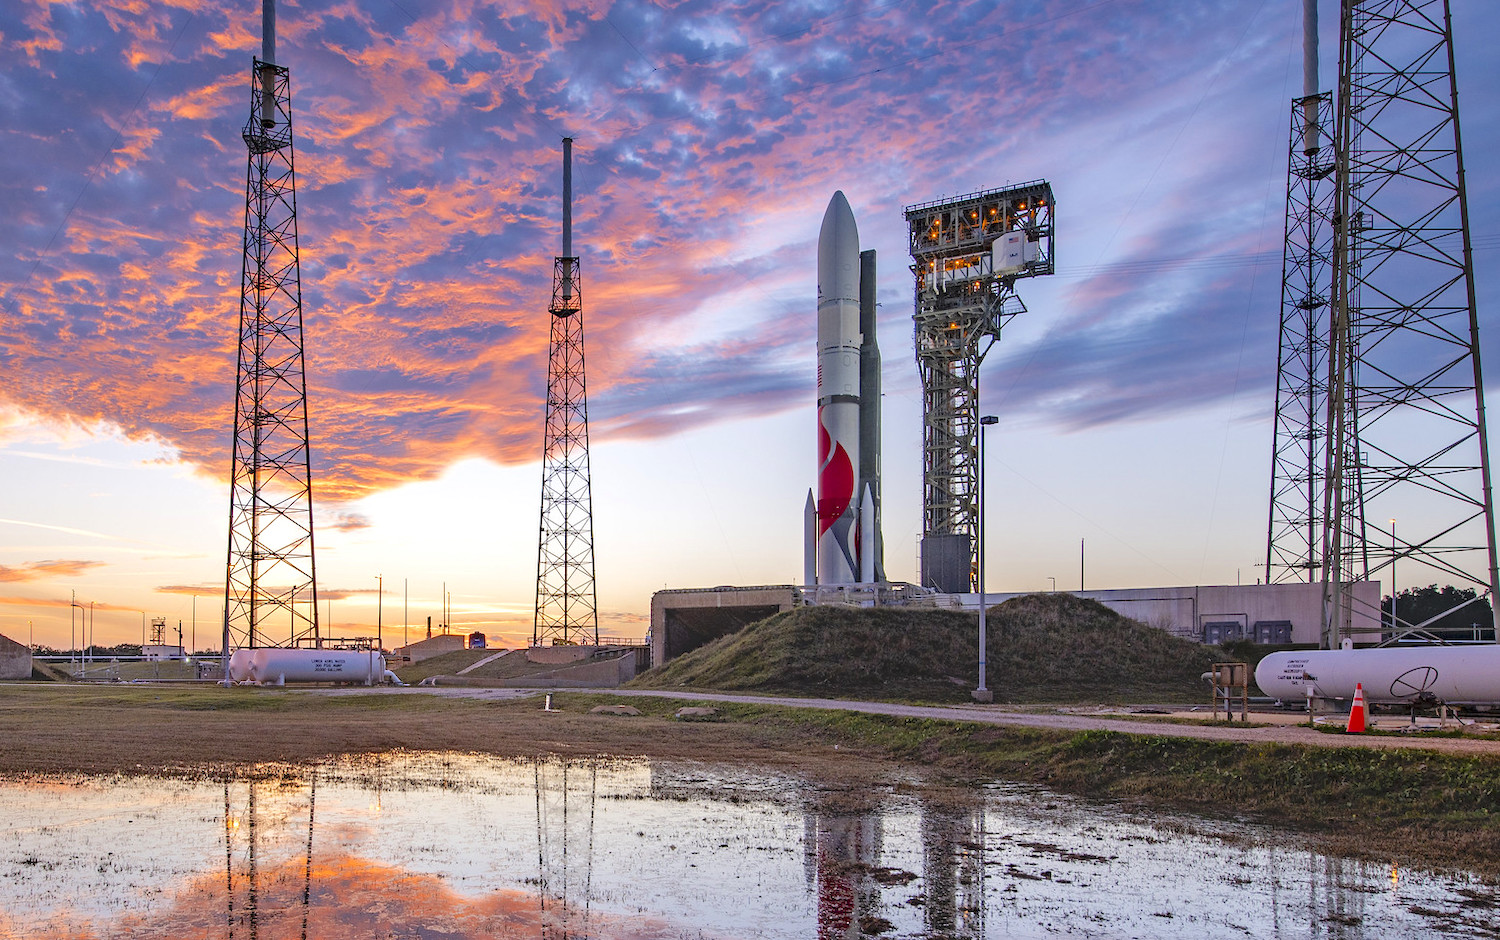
[534, 138, 598, 647]
[224, 0, 319, 656]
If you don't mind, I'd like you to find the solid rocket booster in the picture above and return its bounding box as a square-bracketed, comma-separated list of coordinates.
[803, 489, 818, 586]
[816, 192, 866, 584]
[857, 247, 885, 583]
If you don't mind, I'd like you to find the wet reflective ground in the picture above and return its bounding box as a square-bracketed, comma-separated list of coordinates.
[0, 753, 1494, 939]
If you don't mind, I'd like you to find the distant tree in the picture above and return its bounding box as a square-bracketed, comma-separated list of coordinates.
[83, 643, 144, 658]
[1382, 584, 1495, 641]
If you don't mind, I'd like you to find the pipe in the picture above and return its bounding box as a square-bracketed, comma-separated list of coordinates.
[1301, 0, 1320, 154]
[562, 137, 573, 259]
[258, 0, 277, 129]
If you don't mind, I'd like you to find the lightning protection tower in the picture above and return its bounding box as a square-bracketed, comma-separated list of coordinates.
[905, 182, 1054, 594]
[1266, 0, 1337, 586]
[534, 138, 599, 647]
[1309, 0, 1497, 646]
[223, 0, 320, 653]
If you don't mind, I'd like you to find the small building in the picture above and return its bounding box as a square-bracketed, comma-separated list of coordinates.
[468, 631, 487, 650]
[143, 644, 186, 662]
[0, 633, 34, 680]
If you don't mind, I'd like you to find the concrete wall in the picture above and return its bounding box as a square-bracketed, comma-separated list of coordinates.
[437, 649, 640, 688]
[393, 633, 467, 663]
[949, 581, 1382, 645]
[650, 585, 800, 668]
[0, 633, 33, 680]
[526, 645, 595, 665]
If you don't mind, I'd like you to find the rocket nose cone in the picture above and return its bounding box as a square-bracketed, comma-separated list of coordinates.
[820, 191, 858, 244]
[819, 191, 860, 300]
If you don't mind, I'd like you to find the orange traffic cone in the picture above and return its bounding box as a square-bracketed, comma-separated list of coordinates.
[1346, 682, 1367, 733]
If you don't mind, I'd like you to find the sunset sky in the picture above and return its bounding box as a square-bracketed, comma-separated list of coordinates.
[2, 0, 1497, 651]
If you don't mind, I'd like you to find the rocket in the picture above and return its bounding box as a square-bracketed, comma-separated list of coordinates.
[807, 192, 885, 585]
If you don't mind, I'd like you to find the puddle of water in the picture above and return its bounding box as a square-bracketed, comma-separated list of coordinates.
[0, 753, 1493, 939]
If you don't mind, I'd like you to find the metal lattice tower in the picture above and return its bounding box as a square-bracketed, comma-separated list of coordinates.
[1318, 0, 1498, 645]
[534, 138, 598, 646]
[905, 182, 1054, 593]
[223, 3, 320, 653]
[1266, 89, 1337, 585]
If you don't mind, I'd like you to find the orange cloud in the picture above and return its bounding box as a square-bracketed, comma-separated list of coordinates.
[0, 560, 105, 583]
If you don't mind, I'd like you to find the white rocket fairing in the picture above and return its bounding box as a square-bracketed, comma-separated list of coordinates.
[815, 192, 883, 585]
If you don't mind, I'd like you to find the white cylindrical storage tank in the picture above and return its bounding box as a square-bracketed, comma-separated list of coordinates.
[1256, 645, 1500, 705]
[227, 648, 256, 683]
[248, 648, 386, 686]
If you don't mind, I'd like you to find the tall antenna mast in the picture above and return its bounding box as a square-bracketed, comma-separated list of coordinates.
[534, 138, 598, 647]
[1266, 0, 1336, 587]
[223, 0, 320, 654]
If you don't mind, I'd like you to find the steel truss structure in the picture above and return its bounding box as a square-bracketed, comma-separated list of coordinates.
[1318, 0, 1498, 645]
[534, 139, 598, 646]
[905, 182, 1054, 594]
[1266, 92, 1338, 585]
[224, 57, 320, 652]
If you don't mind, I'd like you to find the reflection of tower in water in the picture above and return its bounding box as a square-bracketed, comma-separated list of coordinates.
[533, 759, 598, 939]
[804, 810, 882, 940]
[1308, 853, 1366, 940]
[920, 803, 985, 939]
[223, 772, 317, 940]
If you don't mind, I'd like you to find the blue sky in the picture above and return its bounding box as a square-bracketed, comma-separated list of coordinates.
[1, 0, 1496, 649]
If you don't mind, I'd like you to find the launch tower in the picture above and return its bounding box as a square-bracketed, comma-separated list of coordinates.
[223, 0, 320, 652]
[905, 183, 1054, 593]
[534, 138, 599, 646]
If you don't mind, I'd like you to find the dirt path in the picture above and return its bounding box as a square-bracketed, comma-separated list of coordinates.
[365, 685, 1500, 755]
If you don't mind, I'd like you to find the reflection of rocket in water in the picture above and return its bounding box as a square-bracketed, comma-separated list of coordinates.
[805, 809, 882, 940]
[813, 192, 885, 585]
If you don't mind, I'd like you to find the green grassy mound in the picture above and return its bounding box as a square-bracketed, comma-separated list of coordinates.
[633, 593, 1262, 703]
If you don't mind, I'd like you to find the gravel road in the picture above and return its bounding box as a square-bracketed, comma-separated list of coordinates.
[386, 685, 1500, 756]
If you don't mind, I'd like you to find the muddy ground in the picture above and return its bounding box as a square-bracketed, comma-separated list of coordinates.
[3, 683, 1498, 878]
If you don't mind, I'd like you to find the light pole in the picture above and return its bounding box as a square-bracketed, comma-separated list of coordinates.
[1390, 518, 1397, 634]
[974, 414, 998, 703]
[375, 574, 383, 652]
[70, 591, 80, 666]
[1047, 577, 1056, 593]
